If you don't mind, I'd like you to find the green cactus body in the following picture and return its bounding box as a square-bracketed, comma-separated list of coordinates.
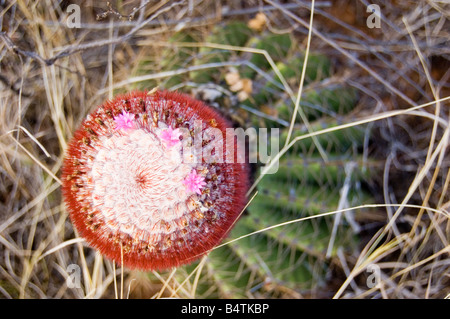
[241, 33, 293, 79]
[190, 22, 253, 83]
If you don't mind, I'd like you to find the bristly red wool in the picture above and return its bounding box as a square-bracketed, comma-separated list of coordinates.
[61, 90, 249, 271]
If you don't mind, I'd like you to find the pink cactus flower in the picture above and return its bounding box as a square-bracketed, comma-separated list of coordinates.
[184, 170, 206, 195]
[114, 111, 135, 130]
[160, 126, 182, 148]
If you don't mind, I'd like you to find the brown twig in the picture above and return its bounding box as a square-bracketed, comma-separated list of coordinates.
[96, 0, 151, 21]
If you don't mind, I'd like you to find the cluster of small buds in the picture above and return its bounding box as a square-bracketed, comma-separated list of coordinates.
[183, 170, 207, 195]
[114, 111, 135, 130]
[160, 127, 182, 149]
[62, 90, 249, 270]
